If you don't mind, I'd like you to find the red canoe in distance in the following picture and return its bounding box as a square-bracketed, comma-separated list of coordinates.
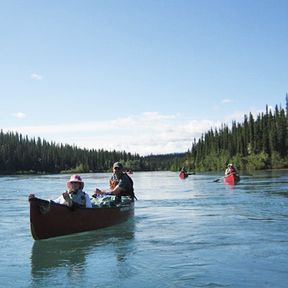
[224, 173, 240, 185]
[29, 196, 134, 240]
[179, 171, 188, 179]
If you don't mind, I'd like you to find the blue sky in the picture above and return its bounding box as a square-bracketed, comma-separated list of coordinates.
[1, 0, 287, 155]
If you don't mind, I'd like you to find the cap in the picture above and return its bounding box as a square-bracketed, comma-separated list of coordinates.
[113, 162, 123, 169]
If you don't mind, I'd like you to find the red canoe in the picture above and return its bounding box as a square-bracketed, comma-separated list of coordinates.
[29, 196, 134, 240]
[224, 173, 240, 185]
[179, 171, 188, 179]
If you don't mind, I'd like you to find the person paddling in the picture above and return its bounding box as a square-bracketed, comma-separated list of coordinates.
[93, 162, 136, 203]
[225, 163, 237, 176]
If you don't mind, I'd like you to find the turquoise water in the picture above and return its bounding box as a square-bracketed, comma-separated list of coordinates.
[0, 171, 287, 287]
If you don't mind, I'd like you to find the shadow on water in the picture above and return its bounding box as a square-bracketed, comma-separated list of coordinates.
[30, 219, 135, 283]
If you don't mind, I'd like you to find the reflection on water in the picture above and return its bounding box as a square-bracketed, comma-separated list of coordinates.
[31, 219, 135, 285]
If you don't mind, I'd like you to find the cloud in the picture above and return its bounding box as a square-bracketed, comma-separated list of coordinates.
[30, 73, 43, 80]
[12, 112, 27, 119]
[14, 109, 273, 155]
[4, 112, 221, 155]
[222, 98, 232, 103]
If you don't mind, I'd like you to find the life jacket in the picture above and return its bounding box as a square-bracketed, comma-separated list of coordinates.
[229, 166, 236, 174]
[70, 189, 87, 207]
[109, 178, 119, 190]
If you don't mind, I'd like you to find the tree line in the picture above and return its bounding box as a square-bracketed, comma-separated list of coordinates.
[180, 97, 288, 172]
[0, 130, 179, 174]
[0, 131, 144, 174]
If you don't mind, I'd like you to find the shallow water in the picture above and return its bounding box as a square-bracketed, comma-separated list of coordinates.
[0, 171, 287, 287]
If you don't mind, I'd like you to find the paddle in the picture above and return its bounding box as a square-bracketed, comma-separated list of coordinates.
[213, 172, 237, 182]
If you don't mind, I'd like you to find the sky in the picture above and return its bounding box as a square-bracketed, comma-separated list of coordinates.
[1, 0, 287, 156]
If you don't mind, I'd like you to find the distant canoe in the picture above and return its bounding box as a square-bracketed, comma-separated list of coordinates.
[224, 173, 240, 185]
[179, 171, 188, 179]
[29, 196, 134, 240]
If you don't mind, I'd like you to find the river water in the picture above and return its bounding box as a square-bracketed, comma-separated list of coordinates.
[0, 170, 287, 288]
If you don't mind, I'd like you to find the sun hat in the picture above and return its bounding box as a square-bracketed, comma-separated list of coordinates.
[67, 174, 84, 189]
[113, 162, 123, 169]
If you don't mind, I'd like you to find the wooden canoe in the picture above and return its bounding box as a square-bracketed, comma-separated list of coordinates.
[29, 196, 134, 240]
[224, 173, 240, 185]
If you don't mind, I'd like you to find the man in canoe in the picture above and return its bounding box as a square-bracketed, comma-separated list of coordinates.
[54, 174, 92, 208]
[93, 162, 136, 203]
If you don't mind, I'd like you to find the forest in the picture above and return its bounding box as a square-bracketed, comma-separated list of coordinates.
[0, 97, 287, 174]
[0, 132, 147, 174]
[180, 98, 288, 172]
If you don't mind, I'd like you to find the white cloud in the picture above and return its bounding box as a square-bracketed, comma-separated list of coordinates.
[30, 73, 43, 80]
[14, 108, 279, 155]
[12, 112, 27, 119]
[222, 98, 232, 103]
[4, 112, 221, 155]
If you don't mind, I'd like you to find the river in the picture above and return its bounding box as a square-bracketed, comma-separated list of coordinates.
[0, 170, 287, 287]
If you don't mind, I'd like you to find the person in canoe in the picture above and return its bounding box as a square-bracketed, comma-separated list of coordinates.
[179, 167, 188, 179]
[53, 174, 92, 208]
[225, 163, 237, 176]
[181, 167, 187, 173]
[93, 162, 136, 203]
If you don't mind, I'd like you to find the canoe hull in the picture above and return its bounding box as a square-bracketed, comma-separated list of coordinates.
[29, 197, 134, 240]
[224, 173, 240, 185]
[179, 172, 188, 179]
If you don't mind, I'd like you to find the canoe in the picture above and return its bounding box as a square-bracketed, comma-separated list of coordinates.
[29, 196, 134, 240]
[179, 171, 188, 179]
[224, 173, 240, 185]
